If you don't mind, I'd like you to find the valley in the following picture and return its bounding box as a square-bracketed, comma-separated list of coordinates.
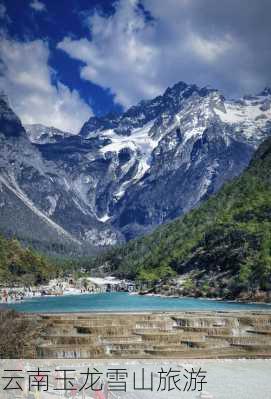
[1, 83, 271, 252]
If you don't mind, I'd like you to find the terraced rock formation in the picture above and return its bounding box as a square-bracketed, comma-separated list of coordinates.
[32, 312, 271, 359]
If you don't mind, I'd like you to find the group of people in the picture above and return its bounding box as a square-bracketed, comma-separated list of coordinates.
[1, 289, 24, 303]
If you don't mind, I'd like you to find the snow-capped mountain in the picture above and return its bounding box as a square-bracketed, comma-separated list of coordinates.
[25, 124, 73, 144]
[0, 82, 271, 251]
[0, 95, 120, 254]
[77, 82, 271, 239]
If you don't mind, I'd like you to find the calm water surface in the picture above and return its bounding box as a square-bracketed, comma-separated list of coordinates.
[3, 292, 271, 313]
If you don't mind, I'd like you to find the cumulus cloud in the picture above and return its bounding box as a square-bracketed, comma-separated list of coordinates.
[58, 0, 162, 107]
[58, 0, 271, 108]
[0, 38, 92, 133]
[30, 0, 46, 12]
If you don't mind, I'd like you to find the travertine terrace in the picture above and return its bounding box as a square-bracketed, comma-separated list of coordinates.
[30, 312, 271, 359]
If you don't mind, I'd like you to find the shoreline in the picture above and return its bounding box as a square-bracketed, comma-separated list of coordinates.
[22, 310, 271, 316]
[2, 289, 271, 307]
[137, 292, 271, 306]
[2, 291, 271, 314]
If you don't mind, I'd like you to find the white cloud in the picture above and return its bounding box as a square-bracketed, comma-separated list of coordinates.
[188, 33, 233, 63]
[57, 0, 235, 108]
[0, 38, 92, 133]
[58, 0, 163, 107]
[30, 0, 46, 12]
[58, 0, 270, 108]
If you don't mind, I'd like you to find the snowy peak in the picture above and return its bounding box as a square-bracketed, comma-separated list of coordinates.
[79, 81, 215, 139]
[80, 114, 120, 138]
[24, 123, 73, 144]
[162, 81, 215, 102]
[1, 81, 271, 249]
[76, 82, 271, 216]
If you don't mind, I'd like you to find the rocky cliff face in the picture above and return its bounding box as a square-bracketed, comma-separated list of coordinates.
[0, 82, 271, 251]
[0, 95, 119, 254]
[24, 124, 73, 144]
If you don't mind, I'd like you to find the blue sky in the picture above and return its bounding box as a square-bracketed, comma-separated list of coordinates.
[0, 0, 271, 132]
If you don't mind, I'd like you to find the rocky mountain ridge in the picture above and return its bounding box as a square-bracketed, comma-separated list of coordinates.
[0, 82, 271, 252]
[25, 124, 73, 144]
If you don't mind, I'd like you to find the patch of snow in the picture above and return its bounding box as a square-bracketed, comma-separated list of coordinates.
[46, 195, 58, 216]
[173, 93, 221, 144]
[184, 126, 206, 142]
[214, 97, 271, 138]
[100, 121, 159, 198]
[114, 186, 126, 200]
[97, 214, 111, 223]
[100, 122, 158, 168]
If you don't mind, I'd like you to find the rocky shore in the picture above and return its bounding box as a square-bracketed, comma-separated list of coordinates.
[0, 276, 134, 304]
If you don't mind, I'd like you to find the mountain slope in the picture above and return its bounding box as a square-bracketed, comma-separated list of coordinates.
[36, 82, 271, 243]
[1, 82, 271, 251]
[78, 83, 271, 240]
[0, 96, 97, 254]
[94, 137, 271, 299]
[0, 234, 55, 285]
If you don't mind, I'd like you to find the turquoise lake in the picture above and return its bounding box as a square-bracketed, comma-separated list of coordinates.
[3, 292, 271, 313]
